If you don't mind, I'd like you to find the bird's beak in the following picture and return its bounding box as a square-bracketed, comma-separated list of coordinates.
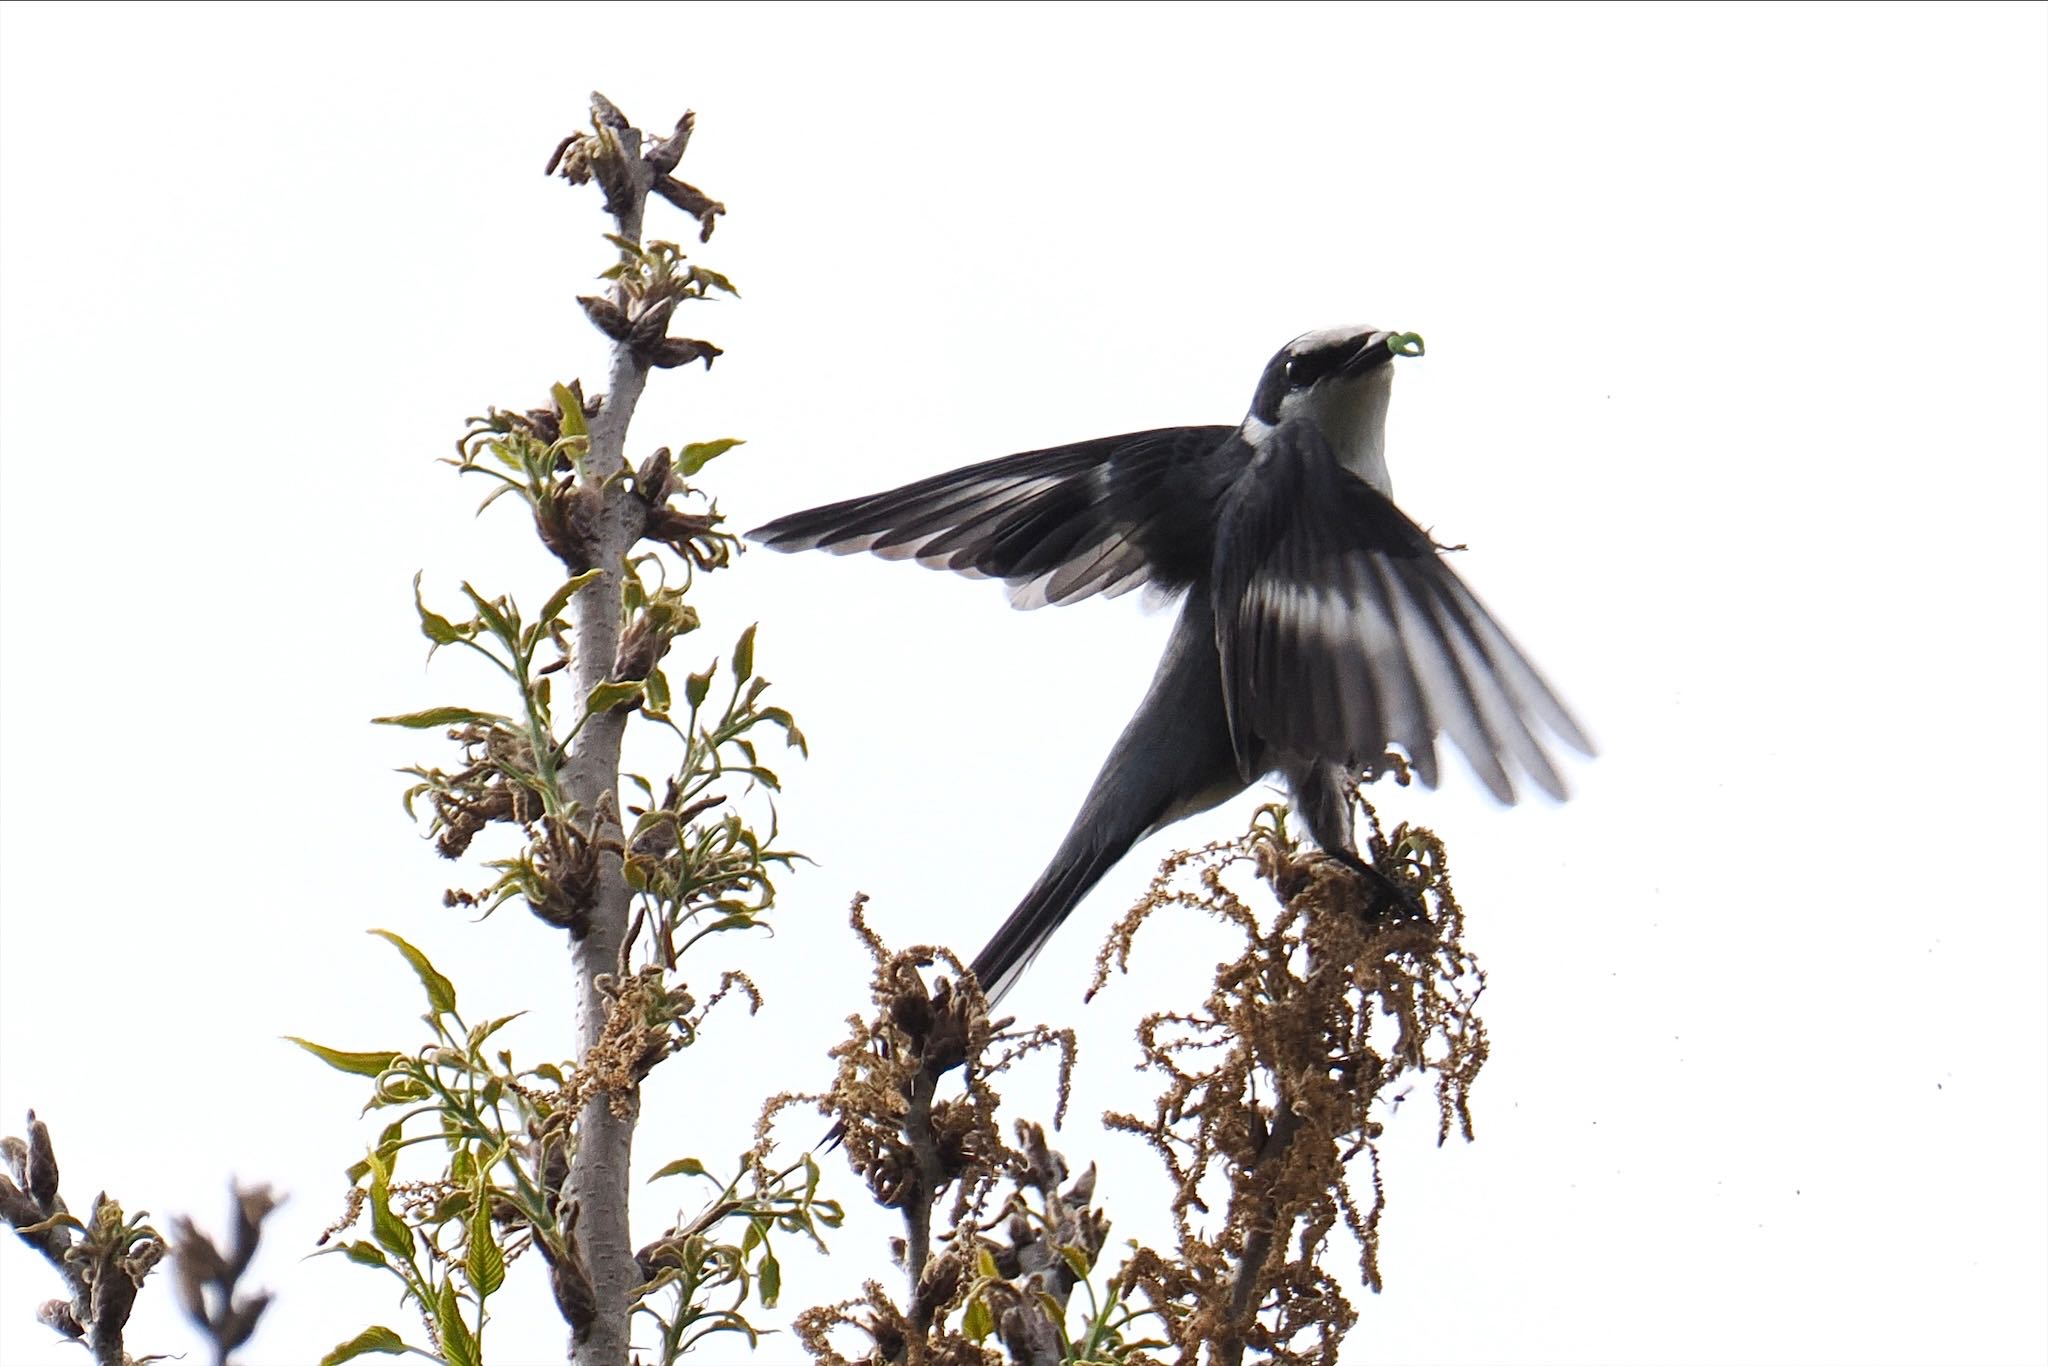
[1341, 329, 1426, 377]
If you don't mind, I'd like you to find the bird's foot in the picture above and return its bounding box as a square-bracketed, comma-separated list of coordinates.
[1326, 847, 1424, 922]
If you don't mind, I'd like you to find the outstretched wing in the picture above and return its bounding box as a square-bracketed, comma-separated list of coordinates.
[1211, 419, 1594, 803]
[747, 426, 1237, 607]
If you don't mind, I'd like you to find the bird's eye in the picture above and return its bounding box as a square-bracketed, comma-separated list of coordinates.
[1283, 358, 1304, 385]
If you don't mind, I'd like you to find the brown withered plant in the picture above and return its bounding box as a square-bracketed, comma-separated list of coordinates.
[1096, 796, 1486, 1366]
[774, 898, 1120, 1366]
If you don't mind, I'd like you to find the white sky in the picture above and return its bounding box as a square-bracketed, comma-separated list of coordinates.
[2, 4, 2044, 1364]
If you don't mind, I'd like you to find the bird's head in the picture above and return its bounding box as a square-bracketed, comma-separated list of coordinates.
[1246, 326, 1425, 490]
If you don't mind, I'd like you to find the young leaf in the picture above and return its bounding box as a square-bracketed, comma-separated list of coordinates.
[466, 1187, 505, 1297]
[759, 1248, 782, 1308]
[684, 666, 714, 710]
[368, 929, 458, 1016]
[320, 1325, 411, 1365]
[436, 1278, 480, 1366]
[371, 707, 503, 730]
[467, 1013, 526, 1051]
[675, 437, 744, 475]
[646, 1157, 708, 1182]
[368, 1171, 414, 1264]
[689, 267, 740, 298]
[538, 568, 605, 629]
[461, 583, 519, 650]
[412, 572, 466, 648]
[552, 382, 588, 439]
[757, 706, 809, 754]
[586, 679, 645, 713]
[732, 624, 757, 683]
[285, 1038, 401, 1077]
[339, 1241, 388, 1269]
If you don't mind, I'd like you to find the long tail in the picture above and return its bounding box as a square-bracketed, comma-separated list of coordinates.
[968, 816, 1149, 1002]
[969, 596, 1239, 1001]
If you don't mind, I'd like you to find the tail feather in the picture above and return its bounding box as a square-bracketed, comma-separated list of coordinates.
[969, 827, 1141, 1002]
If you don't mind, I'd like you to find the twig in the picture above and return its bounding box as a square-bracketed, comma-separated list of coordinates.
[543, 89, 726, 1364]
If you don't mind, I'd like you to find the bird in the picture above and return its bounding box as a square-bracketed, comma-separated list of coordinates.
[749, 326, 1592, 1000]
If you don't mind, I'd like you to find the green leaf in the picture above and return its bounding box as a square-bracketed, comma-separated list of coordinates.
[467, 1013, 525, 1051]
[1059, 1243, 1092, 1277]
[759, 1248, 781, 1308]
[340, 1240, 388, 1269]
[732, 624, 757, 683]
[319, 1325, 410, 1365]
[466, 1187, 505, 1297]
[962, 1297, 993, 1342]
[646, 1157, 708, 1182]
[368, 929, 458, 1016]
[756, 707, 809, 755]
[684, 667, 713, 710]
[675, 437, 743, 475]
[286, 1038, 400, 1078]
[695, 913, 758, 938]
[461, 583, 518, 650]
[412, 572, 466, 648]
[552, 382, 588, 439]
[371, 706, 501, 730]
[645, 667, 670, 713]
[586, 679, 645, 713]
[437, 1277, 479, 1366]
[538, 569, 604, 629]
[691, 267, 740, 298]
[368, 1170, 414, 1264]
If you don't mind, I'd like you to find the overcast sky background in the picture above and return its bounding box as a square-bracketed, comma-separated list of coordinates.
[2, 4, 2044, 1364]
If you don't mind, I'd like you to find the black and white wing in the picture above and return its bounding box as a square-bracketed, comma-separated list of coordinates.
[747, 426, 1237, 607]
[1211, 419, 1594, 803]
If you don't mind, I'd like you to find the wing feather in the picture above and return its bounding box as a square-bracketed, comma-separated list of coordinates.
[748, 426, 1236, 605]
[1213, 420, 1590, 804]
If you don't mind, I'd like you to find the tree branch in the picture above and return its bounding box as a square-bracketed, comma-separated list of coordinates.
[2, 1113, 164, 1366]
[548, 90, 719, 1366]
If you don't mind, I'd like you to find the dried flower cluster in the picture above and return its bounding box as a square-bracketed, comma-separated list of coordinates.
[781, 898, 1102, 1365]
[1098, 799, 1487, 1365]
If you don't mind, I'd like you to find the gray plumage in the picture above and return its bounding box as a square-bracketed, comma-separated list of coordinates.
[751, 327, 1591, 999]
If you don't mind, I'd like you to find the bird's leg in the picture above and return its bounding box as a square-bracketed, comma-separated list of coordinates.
[1321, 844, 1422, 920]
[1290, 760, 1422, 920]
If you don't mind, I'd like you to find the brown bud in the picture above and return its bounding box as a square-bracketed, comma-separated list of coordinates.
[25, 1111, 57, 1211]
[644, 112, 695, 176]
[548, 1248, 597, 1330]
[36, 1299, 82, 1339]
[577, 295, 631, 342]
[647, 337, 721, 370]
[652, 177, 726, 242]
[0, 1173, 36, 1226]
[589, 91, 629, 131]
[627, 295, 677, 349]
[634, 448, 674, 505]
